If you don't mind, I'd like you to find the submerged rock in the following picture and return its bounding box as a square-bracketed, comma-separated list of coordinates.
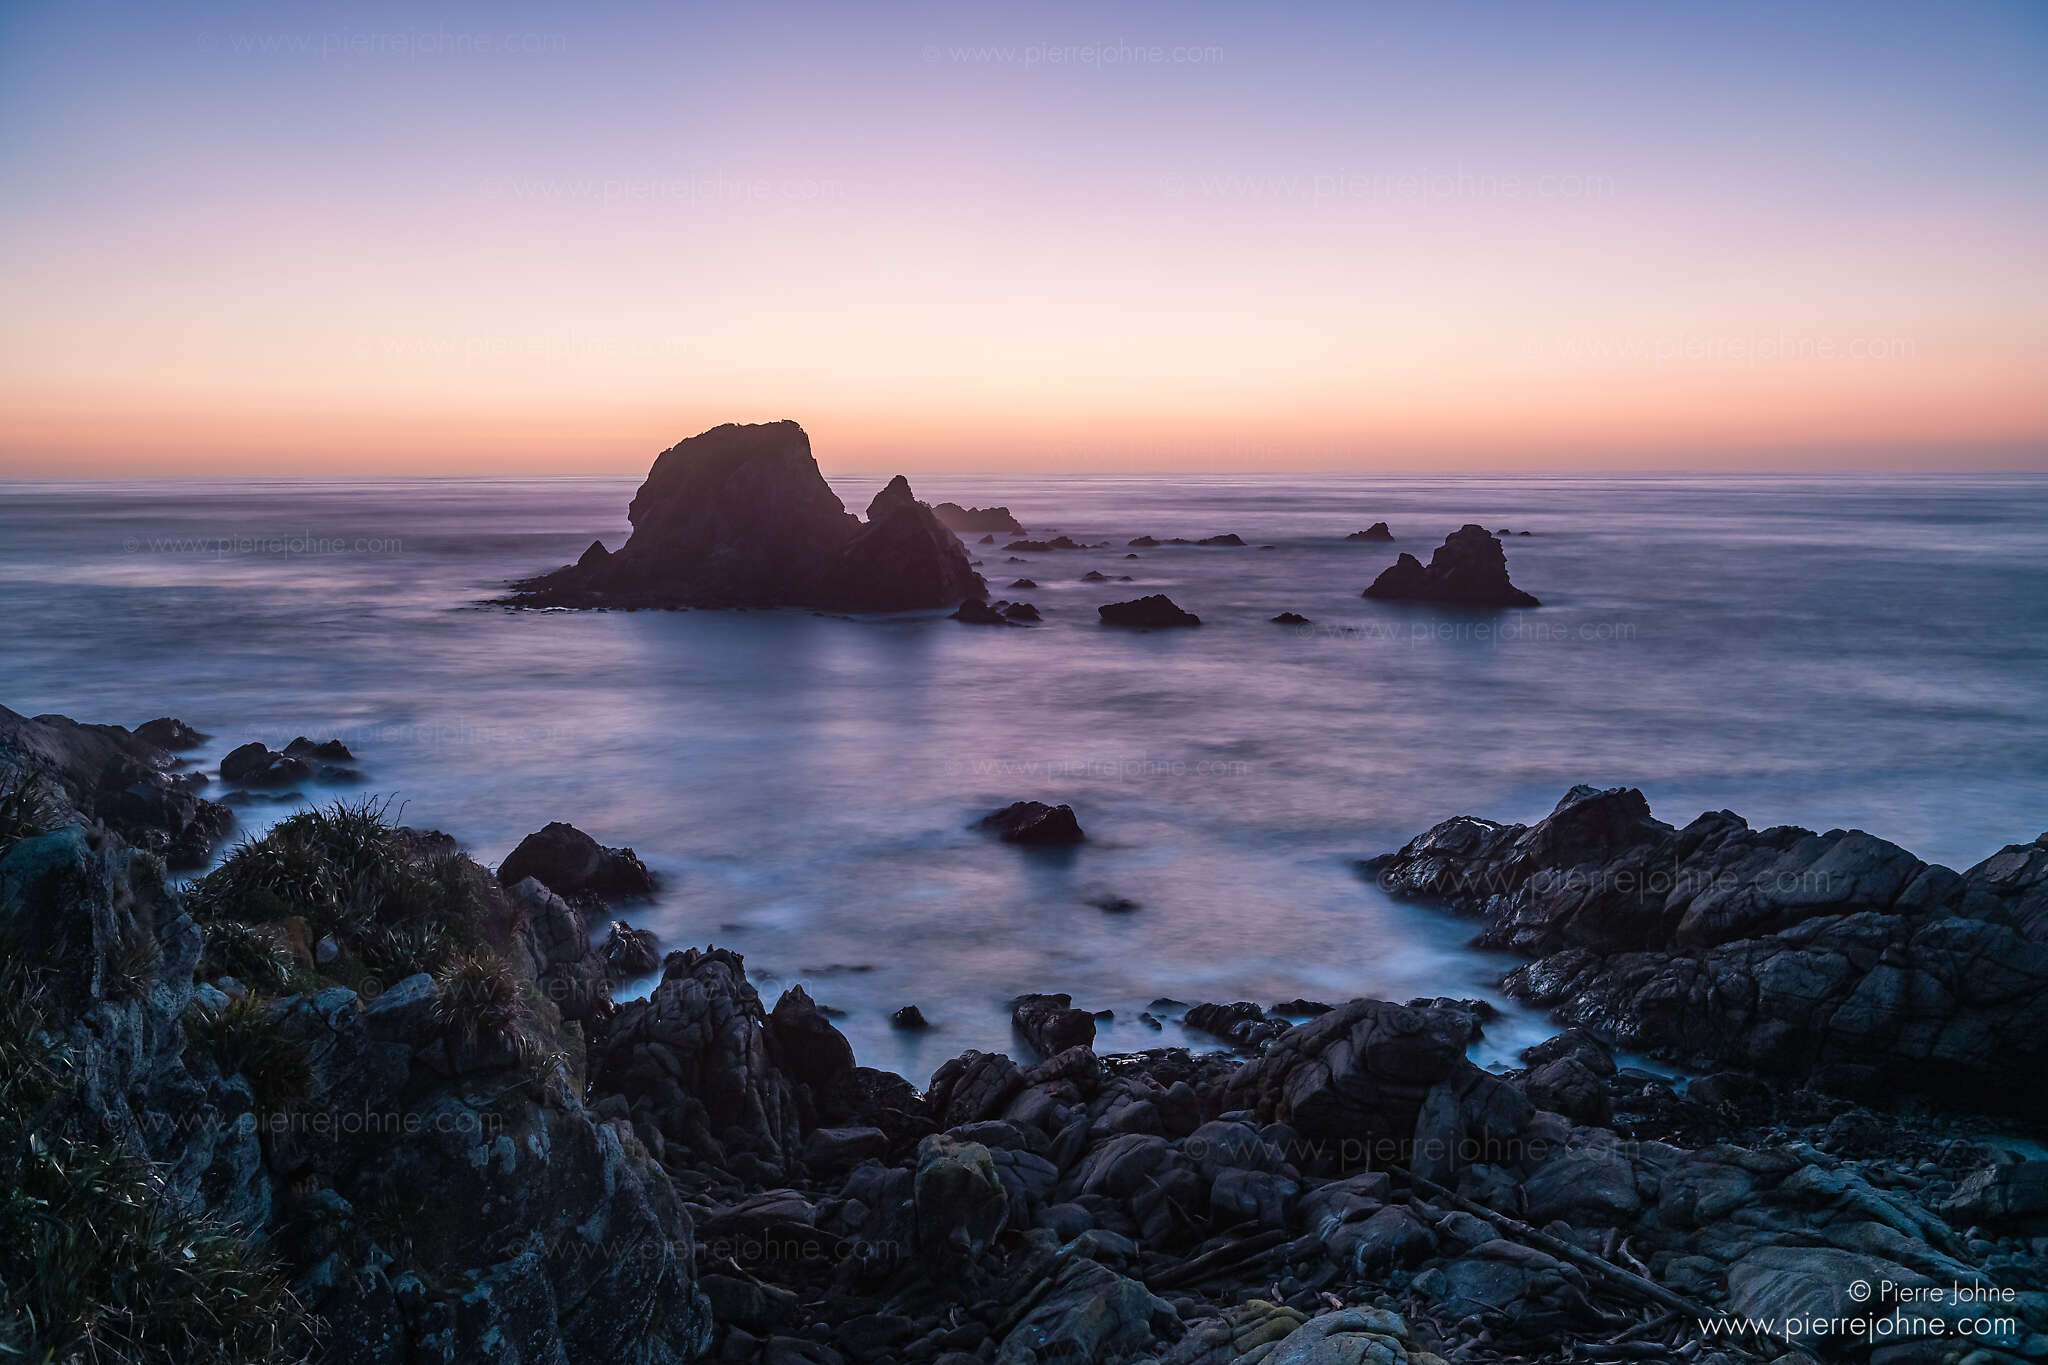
[951, 599, 1012, 626]
[506, 421, 983, 611]
[1362, 525, 1538, 607]
[978, 801, 1085, 845]
[1098, 595, 1201, 627]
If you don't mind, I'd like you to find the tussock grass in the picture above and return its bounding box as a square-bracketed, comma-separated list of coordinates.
[0, 957, 316, 1363]
[188, 798, 489, 983]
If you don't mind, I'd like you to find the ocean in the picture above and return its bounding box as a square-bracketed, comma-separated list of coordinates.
[3, 472, 2044, 1081]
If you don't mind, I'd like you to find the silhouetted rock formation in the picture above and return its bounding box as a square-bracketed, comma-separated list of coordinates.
[1362, 525, 1538, 606]
[1099, 595, 1201, 627]
[932, 502, 1024, 535]
[1347, 522, 1394, 542]
[1196, 533, 1246, 546]
[507, 421, 984, 611]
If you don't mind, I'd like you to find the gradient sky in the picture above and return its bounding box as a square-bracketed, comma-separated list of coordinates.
[2, 0, 2044, 474]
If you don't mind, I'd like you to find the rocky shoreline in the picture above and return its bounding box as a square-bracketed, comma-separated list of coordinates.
[3, 712, 2044, 1364]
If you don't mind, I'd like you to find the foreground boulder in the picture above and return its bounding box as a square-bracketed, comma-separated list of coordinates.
[507, 421, 984, 611]
[1099, 595, 1201, 628]
[932, 503, 1024, 535]
[1362, 525, 1538, 607]
[979, 801, 1085, 845]
[498, 820, 655, 899]
[1368, 784, 2048, 1109]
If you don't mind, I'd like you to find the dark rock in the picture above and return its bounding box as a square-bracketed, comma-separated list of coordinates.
[603, 919, 661, 979]
[220, 741, 310, 786]
[950, 598, 1013, 626]
[1346, 523, 1394, 542]
[575, 538, 611, 569]
[978, 801, 1085, 845]
[913, 1134, 1008, 1263]
[1196, 533, 1245, 546]
[1127, 536, 1160, 547]
[1089, 895, 1140, 913]
[1369, 785, 2048, 1110]
[1361, 524, 1538, 607]
[507, 421, 984, 610]
[1005, 536, 1085, 552]
[1080, 570, 1109, 582]
[1008, 577, 1037, 589]
[1012, 992, 1096, 1057]
[133, 716, 207, 749]
[1947, 1162, 2048, 1225]
[1183, 1001, 1286, 1049]
[932, 503, 1024, 535]
[1098, 595, 1200, 628]
[591, 945, 806, 1179]
[1000, 602, 1040, 622]
[891, 1004, 930, 1030]
[282, 736, 354, 760]
[979, 534, 995, 544]
[1271, 612, 1310, 624]
[769, 985, 857, 1094]
[498, 821, 655, 899]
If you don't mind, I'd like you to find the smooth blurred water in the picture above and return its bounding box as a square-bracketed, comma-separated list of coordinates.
[3, 472, 2045, 1081]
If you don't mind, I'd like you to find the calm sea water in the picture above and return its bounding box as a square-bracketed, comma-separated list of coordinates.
[3, 473, 2045, 1080]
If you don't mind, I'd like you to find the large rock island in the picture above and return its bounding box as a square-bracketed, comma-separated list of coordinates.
[508, 421, 985, 611]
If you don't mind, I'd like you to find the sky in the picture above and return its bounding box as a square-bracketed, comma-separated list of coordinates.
[1, 0, 2044, 475]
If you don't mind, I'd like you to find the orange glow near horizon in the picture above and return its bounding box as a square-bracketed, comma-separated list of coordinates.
[2, 1, 2044, 476]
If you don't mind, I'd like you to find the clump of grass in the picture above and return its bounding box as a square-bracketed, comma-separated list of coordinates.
[187, 798, 487, 982]
[432, 950, 539, 1065]
[0, 761, 56, 854]
[188, 994, 311, 1111]
[0, 957, 317, 1363]
[197, 920, 293, 995]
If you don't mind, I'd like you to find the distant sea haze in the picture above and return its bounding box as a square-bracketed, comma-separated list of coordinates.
[3, 472, 2044, 1080]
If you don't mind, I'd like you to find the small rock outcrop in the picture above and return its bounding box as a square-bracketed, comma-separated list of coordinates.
[0, 706, 231, 867]
[507, 421, 984, 611]
[1368, 785, 2048, 1109]
[1362, 525, 1538, 607]
[1347, 522, 1394, 541]
[1012, 992, 1097, 1057]
[498, 821, 656, 899]
[932, 503, 1024, 535]
[1099, 595, 1201, 627]
[1272, 611, 1310, 625]
[1196, 533, 1246, 546]
[978, 801, 1085, 845]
